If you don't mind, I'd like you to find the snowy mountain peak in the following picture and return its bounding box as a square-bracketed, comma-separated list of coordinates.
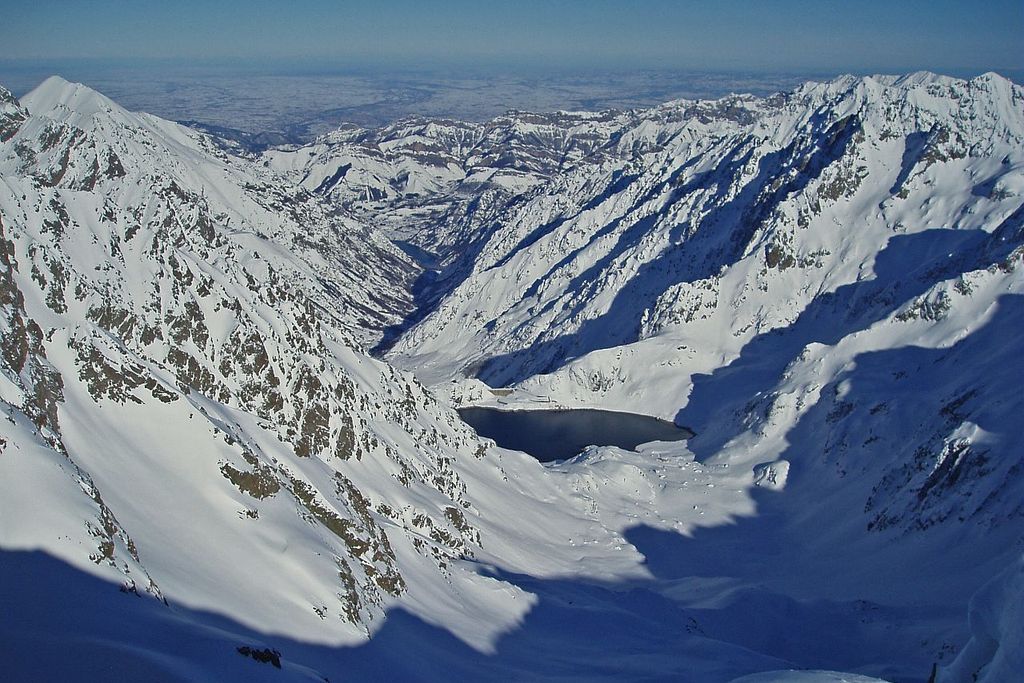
[22, 75, 128, 122]
[0, 84, 24, 111]
[889, 70, 953, 87]
[0, 75, 511, 650]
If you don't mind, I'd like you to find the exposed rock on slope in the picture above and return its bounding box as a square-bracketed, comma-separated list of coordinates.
[3, 72, 1023, 682]
[0, 77, 502, 644]
[388, 73, 1023, 385]
[379, 71, 1024, 673]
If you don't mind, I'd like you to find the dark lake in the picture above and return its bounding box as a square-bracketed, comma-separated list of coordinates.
[458, 407, 694, 462]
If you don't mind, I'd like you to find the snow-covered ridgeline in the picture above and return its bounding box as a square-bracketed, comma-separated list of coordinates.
[382, 72, 1024, 676]
[1, 72, 1022, 682]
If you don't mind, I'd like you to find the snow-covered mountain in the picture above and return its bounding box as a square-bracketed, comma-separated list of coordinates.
[263, 109, 637, 220]
[385, 71, 1024, 536]
[377, 72, 1024, 679]
[0, 72, 482, 632]
[0, 77, 640, 679]
[2, 73, 1022, 683]
[387, 73, 1023, 386]
[263, 104, 701, 350]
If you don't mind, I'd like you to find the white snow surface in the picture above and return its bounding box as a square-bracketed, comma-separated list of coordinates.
[380, 71, 1024, 680]
[1, 73, 1022, 682]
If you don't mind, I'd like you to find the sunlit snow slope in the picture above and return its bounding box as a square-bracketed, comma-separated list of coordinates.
[0, 78, 645, 681]
[2, 73, 1022, 683]
[380, 72, 1024, 681]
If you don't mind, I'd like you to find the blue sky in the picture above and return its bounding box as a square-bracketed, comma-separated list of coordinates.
[1, 0, 1021, 74]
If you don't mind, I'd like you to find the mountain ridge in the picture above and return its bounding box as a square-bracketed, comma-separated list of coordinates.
[1, 72, 1021, 682]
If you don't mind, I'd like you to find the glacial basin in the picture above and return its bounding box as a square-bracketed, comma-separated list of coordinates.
[458, 407, 694, 462]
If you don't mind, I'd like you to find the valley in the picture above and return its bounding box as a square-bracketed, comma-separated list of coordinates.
[1, 70, 1022, 683]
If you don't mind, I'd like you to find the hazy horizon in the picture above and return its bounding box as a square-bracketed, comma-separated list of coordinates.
[3, 1, 1021, 73]
[2, 1, 1020, 139]
[3, 60, 1021, 144]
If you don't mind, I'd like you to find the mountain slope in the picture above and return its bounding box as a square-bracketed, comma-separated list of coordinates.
[378, 72, 1024, 677]
[16, 76, 420, 347]
[388, 73, 1024, 390]
[3, 73, 1023, 682]
[387, 69, 1024, 548]
[0, 78, 632, 671]
[262, 107, 689, 349]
